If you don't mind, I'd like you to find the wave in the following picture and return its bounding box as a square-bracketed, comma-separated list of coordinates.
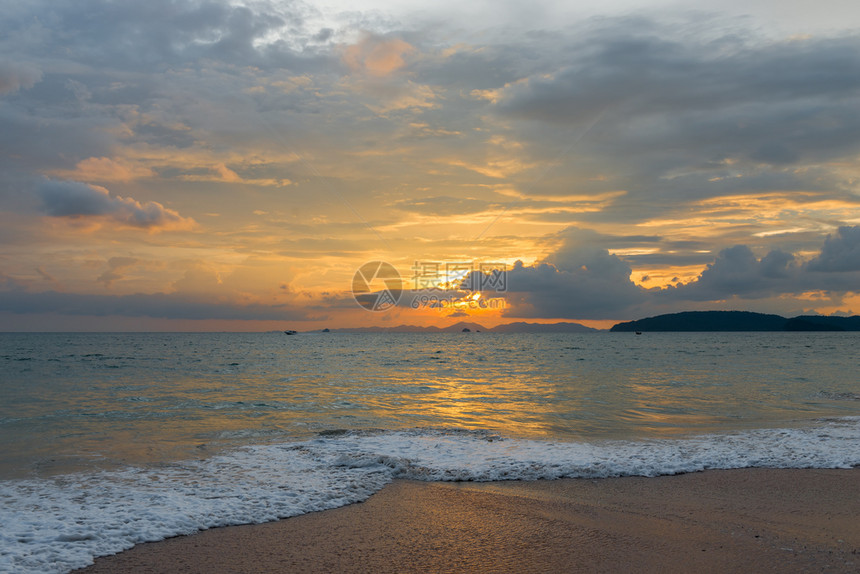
[1, 418, 858, 574]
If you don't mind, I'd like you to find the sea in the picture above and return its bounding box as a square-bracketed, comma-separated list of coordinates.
[1, 331, 859, 573]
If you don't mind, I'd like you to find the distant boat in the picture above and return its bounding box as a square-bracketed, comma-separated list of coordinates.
[284, 330, 298, 335]
[635, 331, 642, 335]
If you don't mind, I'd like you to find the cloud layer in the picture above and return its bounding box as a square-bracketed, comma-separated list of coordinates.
[497, 226, 860, 320]
[38, 179, 195, 230]
[1, 1, 859, 326]
[0, 62, 41, 95]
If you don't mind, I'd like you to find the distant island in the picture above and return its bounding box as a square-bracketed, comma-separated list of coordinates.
[610, 311, 860, 332]
[310, 321, 598, 334]
[284, 312, 860, 334]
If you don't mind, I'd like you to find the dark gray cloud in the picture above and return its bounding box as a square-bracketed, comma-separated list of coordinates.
[807, 226, 860, 272]
[476, 20, 860, 231]
[502, 245, 647, 319]
[497, 24, 860, 142]
[543, 226, 714, 268]
[0, 289, 317, 321]
[491, 226, 860, 319]
[658, 245, 802, 302]
[38, 179, 194, 229]
[413, 41, 545, 91]
[495, 227, 651, 318]
[0, 0, 336, 190]
[1, 0, 304, 70]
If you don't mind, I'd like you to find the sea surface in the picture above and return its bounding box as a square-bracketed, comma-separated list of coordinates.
[1, 331, 859, 573]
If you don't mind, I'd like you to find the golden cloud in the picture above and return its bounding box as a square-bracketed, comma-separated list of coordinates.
[48, 156, 155, 183]
[342, 35, 415, 77]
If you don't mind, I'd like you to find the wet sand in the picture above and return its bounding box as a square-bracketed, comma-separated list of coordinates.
[78, 468, 859, 573]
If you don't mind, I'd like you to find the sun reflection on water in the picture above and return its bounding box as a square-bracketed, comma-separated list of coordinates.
[2, 331, 859, 477]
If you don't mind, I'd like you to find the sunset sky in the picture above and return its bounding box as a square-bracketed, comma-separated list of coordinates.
[2, 0, 860, 330]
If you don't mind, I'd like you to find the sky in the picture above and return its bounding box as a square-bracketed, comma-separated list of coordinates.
[1, 0, 860, 331]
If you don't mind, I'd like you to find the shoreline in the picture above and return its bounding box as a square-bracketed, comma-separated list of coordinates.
[77, 467, 859, 573]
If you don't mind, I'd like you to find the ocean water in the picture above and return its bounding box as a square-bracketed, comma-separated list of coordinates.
[1, 331, 859, 573]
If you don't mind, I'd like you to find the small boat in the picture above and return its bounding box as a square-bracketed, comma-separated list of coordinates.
[284, 330, 298, 335]
[635, 331, 642, 335]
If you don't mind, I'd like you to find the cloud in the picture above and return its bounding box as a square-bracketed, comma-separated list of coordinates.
[0, 290, 315, 321]
[0, 257, 315, 323]
[394, 196, 495, 216]
[447, 310, 469, 317]
[38, 179, 195, 230]
[50, 157, 155, 183]
[4, 4, 860, 326]
[500, 242, 647, 319]
[476, 19, 860, 232]
[488, 226, 860, 319]
[646, 227, 860, 308]
[660, 245, 801, 301]
[3, 0, 301, 70]
[176, 163, 292, 187]
[342, 35, 415, 77]
[135, 123, 196, 150]
[97, 257, 139, 287]
[496, 25, 860, 142]
[807, 226, 860, 272]
[170, 264, 222, 295]
[363, 81, 439, 114]
[0, 61, 41, 94]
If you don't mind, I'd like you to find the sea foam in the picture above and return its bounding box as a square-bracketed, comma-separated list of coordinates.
[1, 417, 858, 574]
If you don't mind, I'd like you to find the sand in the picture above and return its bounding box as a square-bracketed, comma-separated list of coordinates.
[77, 468, 859, 573]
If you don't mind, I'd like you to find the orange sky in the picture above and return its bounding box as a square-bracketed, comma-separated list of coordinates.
[1, 1, 860, 330]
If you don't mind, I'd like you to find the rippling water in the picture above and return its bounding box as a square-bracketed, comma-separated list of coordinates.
[1, 331, 859, 573]
[2, 331, 859, 478]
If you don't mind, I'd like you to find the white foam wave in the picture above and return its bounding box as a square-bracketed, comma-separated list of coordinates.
[1, 418, 858, 574]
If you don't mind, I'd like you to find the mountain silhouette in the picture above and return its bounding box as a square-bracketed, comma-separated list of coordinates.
[611, 311, 859, 332]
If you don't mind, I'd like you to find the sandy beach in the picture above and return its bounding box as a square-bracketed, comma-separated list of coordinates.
[76, 468, 858, 573]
